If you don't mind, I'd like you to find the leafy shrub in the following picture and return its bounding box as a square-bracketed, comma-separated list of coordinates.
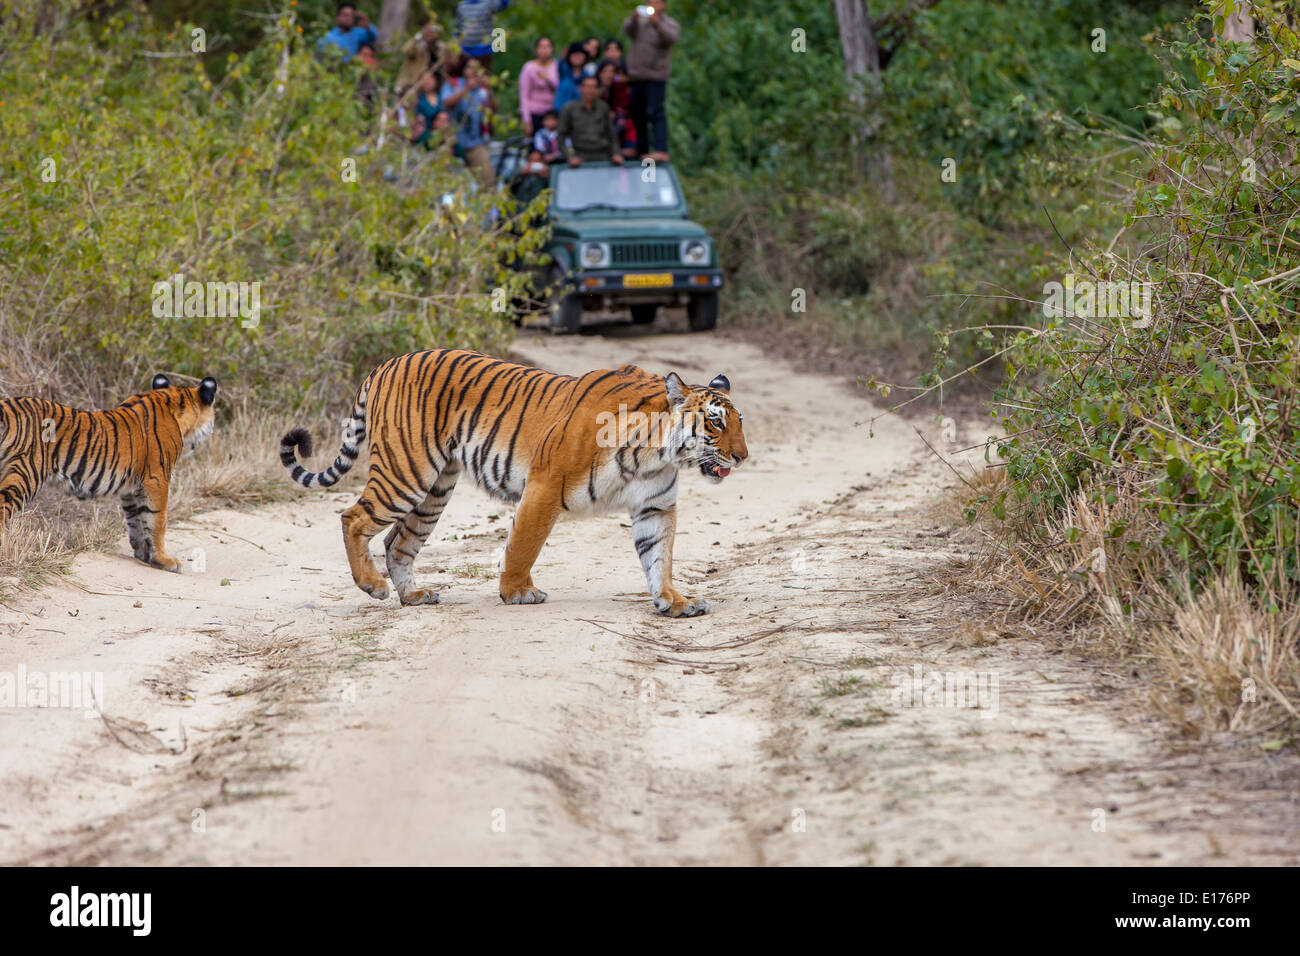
[885, 0, 1195, 218]
[0, 1, 546, 413]
[994, 5, 1300, 594]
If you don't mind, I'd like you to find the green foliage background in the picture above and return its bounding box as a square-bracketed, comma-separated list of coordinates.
[993, 4, 1300, 594]
[490, 0, 1194, 382]
[0, 0, 544, 412]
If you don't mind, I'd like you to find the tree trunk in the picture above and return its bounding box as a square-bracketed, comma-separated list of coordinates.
[833, 0, 881, 78]
[833, 0, 893, 199]
[377, 0, 411, 52]
[1220, 0, 1254, 44]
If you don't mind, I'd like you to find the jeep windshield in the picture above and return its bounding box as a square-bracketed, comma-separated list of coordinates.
[553, 165, 681, 213]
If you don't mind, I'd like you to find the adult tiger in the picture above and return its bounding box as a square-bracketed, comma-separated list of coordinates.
[279, 349, 747, 616]
[0, 375, 218, 572]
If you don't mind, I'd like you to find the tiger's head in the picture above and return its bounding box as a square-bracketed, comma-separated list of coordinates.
[665, 372, 748, 484]
[150, 374, 219, 450]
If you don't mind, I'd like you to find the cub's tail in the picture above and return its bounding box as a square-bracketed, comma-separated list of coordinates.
[279, 386, 368, 489]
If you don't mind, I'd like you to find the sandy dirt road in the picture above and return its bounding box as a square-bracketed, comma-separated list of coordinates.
[2, 317, 1296, 866]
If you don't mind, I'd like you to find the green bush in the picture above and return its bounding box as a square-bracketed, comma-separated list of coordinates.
[0, 1, 546, 412]
[885, 0, 1195, 218]
[994, 4, 1300, 592]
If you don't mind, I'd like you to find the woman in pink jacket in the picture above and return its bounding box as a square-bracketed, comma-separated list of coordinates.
[518, 36, 559, 137]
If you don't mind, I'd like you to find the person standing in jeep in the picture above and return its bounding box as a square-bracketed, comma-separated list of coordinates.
[622, 0, 679, 163]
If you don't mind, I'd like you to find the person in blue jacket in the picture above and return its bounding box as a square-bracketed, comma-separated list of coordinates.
[554, 42, 589, 113]
[318, 3, 378, 64]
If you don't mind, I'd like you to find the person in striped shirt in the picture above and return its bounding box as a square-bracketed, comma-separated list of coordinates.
[454, 0, 509, 72]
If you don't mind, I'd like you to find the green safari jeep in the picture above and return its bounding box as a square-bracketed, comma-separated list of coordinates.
[540, 161, 724, 333]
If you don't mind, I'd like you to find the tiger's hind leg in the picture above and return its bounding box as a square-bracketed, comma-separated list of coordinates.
[0, 460, 40, 535]
[384, 462, 461, 606]
[342, 464, 430, 601]
[122, 473, 181, 572]
[121, 490, 153, 563]
[341, 499, 400, 601]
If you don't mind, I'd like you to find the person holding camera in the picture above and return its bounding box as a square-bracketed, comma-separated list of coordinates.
[443, 59, 497, 186]
[319, 3, 377, 64]
[621, 0, 678, 163]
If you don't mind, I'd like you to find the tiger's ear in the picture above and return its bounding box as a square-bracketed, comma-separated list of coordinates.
[198, 377, 218, 406]
[709, 374, 731, 393]
[664, 372, 688, 407]
[151, 374, 170, 390]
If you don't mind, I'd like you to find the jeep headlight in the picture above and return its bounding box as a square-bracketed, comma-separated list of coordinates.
[580, 241, 610, 269]
[681, 239, 710, 265]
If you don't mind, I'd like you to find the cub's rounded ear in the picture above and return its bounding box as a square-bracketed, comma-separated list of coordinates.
[151, 374, 170, 390]
[709, 374, 731, 393]
[664, 372, 688, 406]
[198, 377, 218, 406]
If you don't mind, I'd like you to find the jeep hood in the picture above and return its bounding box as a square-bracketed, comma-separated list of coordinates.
[550, 217, 711, 241]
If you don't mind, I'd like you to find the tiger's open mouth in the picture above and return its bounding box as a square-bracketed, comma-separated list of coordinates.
[699, 459, 731, 481]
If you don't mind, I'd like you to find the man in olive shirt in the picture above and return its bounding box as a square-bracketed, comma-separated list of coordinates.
[558, 75, 626, 166]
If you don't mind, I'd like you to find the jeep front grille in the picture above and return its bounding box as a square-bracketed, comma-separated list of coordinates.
[611, 241, 679, 266]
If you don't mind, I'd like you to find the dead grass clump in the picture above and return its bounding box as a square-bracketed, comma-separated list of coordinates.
[169, 405, 316, 518]
[946, 461, 1008, 524]
[0, 495, 121, 594]
[1150, 577, 1300, 740]
[961, 476, 1300, 741]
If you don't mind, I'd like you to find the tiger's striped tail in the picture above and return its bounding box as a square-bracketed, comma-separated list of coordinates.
[279, 387, 369, 489]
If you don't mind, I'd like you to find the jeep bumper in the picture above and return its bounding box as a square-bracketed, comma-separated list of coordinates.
[567, 269, 724, 297]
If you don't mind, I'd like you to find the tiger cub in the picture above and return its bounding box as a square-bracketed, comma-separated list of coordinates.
[0, 375, 218, 571]
[279, 349, 747, 616]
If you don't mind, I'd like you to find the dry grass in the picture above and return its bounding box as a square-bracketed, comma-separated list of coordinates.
[929, 460, 1008, 527]
[0, 497, 122, 595]
[170, 405, 310, 517]
[1150, 578, 1300, 740]
[959, 477, 1300, 742]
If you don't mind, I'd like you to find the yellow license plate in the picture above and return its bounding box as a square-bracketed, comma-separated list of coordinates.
[623, 273, 673, 288]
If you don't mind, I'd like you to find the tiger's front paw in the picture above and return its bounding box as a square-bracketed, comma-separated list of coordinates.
[654, 591, 712, 618]
[150, 553, 183, 573]
[399, 587, 441, 606]
[501, 585, 548, 605]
